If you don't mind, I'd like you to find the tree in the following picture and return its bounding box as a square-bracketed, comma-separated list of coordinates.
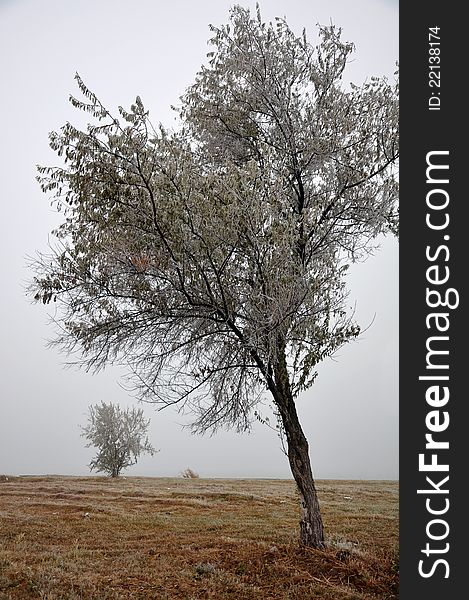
[82, 402, 156, 477]
[31, 5, 398, 547]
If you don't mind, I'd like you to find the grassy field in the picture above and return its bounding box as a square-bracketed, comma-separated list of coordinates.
[0, 475, 398, 599]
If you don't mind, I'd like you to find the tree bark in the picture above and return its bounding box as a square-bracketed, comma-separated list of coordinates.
[273, 349, 325, 549]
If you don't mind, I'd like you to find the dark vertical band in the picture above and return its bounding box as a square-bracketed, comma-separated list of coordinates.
[400, 2, 464, 596]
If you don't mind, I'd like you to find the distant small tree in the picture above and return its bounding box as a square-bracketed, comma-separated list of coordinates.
[82, 402, 156, 477]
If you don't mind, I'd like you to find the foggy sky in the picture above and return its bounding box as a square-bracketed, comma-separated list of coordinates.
[0, 0, 398, 480]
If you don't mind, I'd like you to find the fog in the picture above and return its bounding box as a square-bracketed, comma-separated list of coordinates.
[0, 0, 398, 480]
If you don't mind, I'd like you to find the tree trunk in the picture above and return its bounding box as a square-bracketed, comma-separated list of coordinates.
[283, 404, 325, 548]
[273, 351, 325, 549]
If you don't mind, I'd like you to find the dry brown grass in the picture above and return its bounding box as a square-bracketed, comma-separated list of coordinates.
[0, 476, 398, 599]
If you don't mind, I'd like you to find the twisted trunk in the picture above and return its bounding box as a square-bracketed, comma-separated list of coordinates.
[272, 349, 325, 548]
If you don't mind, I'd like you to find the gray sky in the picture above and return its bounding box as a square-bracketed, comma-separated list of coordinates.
[0, 0, 398, 480]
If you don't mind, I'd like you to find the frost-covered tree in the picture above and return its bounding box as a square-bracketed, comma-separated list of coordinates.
[31, 5, 398, 547]
[82, 402, 156, 477]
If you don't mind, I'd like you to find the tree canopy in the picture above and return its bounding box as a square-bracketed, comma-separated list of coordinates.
[31, 5, 398, 547]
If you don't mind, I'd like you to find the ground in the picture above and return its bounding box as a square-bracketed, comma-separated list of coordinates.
[0, 475, 398, 599]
